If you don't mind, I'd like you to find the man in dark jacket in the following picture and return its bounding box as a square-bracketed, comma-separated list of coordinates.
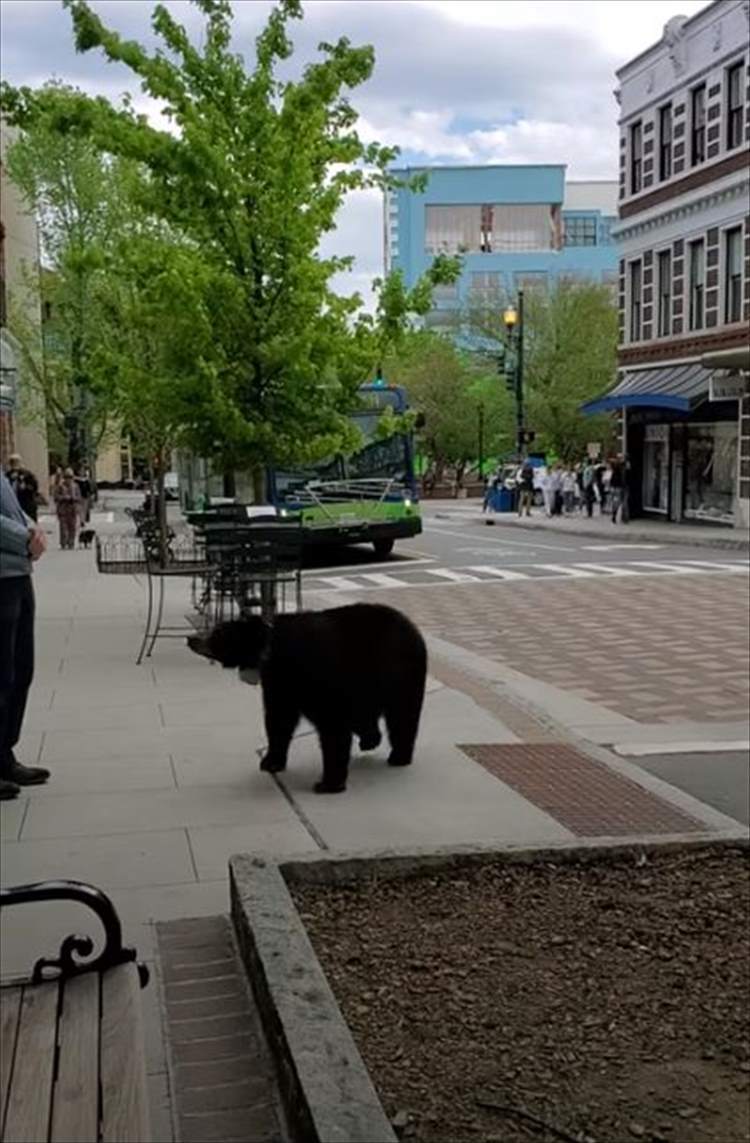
[0, 470, 50, 800]
[6, 453, 40, 521]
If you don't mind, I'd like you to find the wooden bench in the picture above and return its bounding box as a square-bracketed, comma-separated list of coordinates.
[0, 881, 151, 1143]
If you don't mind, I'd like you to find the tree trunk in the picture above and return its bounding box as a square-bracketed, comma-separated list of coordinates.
[156, 464, 169, 567]
[223, 469, 236, 498]
[252, 467, 266, 504]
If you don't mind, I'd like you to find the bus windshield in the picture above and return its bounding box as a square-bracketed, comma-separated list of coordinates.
[270, 384, 414, 501]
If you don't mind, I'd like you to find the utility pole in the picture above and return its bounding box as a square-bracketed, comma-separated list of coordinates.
[516, 289, 525, 459]
[502, 288, 526, 458]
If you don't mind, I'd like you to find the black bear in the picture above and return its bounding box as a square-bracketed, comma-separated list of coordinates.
[187, 603, 427, 794]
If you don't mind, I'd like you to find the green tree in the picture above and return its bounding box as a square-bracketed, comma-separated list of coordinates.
[465, 281, 618, 463]
[1, 0, 428, 498]
[91, 225, 222, 556]
[523, 283, 618, 462]
[387, 331, 513, 488]
[4, 98, 126, 467]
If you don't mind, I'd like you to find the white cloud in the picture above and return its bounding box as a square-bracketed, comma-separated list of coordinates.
[1, 0, 708, 312]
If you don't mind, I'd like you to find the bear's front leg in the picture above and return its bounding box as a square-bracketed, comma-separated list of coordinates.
[314, 726, 352, 794]
[260, 682, 299, 774]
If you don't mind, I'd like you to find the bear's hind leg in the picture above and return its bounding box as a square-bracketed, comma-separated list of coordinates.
[314, 726, 352, 794]
[357, 719, 382, 752]
[385, 680, 425, 768]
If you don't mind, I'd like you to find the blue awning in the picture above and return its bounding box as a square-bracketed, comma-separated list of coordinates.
[582, 362, 711, 416]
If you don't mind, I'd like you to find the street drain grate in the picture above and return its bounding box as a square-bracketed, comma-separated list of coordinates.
[459, 742, 704, 836]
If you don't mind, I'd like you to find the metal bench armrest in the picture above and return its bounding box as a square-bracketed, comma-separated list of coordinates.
[0, 880, 149, 987]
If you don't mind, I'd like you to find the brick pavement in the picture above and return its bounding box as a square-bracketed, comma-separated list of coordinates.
[341, 575, 749, 724]
[156, 916, 287, 1143]
[460, 744, 703, 836]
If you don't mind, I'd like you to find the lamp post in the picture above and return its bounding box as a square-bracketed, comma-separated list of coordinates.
[477, 402, 485, 481]
[503, 289, 525, 458]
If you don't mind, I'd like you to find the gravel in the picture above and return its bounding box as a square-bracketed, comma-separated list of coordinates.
[293, 847, 749, 1143]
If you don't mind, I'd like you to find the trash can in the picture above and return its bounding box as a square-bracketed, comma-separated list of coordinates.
[487, 486, 513, 512]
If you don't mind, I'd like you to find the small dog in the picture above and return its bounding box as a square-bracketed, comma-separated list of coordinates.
[78, 528, 96, 549]
[187, 603, 427, 793]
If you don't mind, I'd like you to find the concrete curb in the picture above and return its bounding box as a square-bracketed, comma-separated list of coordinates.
[229, 836, 747, 1143]
[276, 832, 749, 884]
[480, 515, 750, 551]
[229, 855, 397, 1143]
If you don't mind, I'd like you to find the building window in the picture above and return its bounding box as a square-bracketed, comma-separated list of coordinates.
[432, 281, 459, 304]
[689, 239, 705, 330]
[659, 103, 673, 180]
[424, 205, 482, 254]
[657, 250, 672, 337]
[724, 227, 743, 323]
[630, 121, 643, 194]
[691, 84, 706, 165]
[514, 272, 549, 293]
[727, 61, 744, 150]
[629, 260, 642, 342]
[563, 217, 597, 246]
[468, 271, 501, 304]
[492, 204, 556, 252]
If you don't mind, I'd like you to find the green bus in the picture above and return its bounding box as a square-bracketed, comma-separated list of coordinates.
[179, 383, 421, 557]
[269, 382, 421, 556]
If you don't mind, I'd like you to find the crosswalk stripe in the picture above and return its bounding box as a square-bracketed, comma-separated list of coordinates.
[676, 560, 749, 572]
[571, 563, 642, 576]
[533, 563, 598, 578]
[307, 558, 747, 593]
[424, 568, 481, 583]
[315, 576, 362, 590]
[628, 561, 705, 574]
[465, 565, 530, 580]
[360, 572, 411, 587]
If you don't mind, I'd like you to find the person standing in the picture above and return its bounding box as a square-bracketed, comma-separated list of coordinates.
[0, 470, 50, 800]
[582, 459, 597, 518]
[562, 466, 577, 514]
[6, 453, 40, 521]
[75, 467, 93, 524]
[517, 461, 535, 517]
[53, 467, 81, 549]
[609, 454, 628, 524]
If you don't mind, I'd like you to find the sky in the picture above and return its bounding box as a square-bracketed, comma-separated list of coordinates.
[0, 0, 709, 305]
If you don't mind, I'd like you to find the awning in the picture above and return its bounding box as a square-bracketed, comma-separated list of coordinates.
[581, 362, 711, 416]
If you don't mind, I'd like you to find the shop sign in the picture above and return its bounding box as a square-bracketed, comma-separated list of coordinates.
[708, 371, 749, 401]
[586, 442, 601, 458]
[644, 424, 669, 443]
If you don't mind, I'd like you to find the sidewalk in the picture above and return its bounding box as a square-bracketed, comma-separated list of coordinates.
[1, 537, 746, 1138]
[480, 504, 750, 549]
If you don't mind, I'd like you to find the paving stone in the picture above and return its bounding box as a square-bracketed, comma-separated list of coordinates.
[460, 743, 704, 836]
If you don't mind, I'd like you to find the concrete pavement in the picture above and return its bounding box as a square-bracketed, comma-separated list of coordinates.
[1, 507, 747, 1139]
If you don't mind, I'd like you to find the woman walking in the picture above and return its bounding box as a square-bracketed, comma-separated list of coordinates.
[53, 468, 81, 549]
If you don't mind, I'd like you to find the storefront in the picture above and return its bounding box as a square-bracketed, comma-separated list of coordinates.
[582, 361, 746, 527]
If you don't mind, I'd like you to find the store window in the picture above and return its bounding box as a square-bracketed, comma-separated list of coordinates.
[685, 421, 738, 523]
[642, 425, 669, 513]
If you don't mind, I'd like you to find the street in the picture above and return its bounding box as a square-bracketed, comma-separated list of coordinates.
[302, 503, 749, 591]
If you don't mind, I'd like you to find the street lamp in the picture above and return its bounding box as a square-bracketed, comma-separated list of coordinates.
[502, 291, 525, 458]
[503, 304, 518, 332]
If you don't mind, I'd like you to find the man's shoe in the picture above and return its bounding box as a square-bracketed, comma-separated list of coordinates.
[0, 779, 20, 800]
[2, 757, 50, 786]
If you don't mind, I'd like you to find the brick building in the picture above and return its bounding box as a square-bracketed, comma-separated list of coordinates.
[584, 0, 749, 528]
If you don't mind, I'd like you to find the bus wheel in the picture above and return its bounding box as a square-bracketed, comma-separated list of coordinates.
[373, 538, 394, 557]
